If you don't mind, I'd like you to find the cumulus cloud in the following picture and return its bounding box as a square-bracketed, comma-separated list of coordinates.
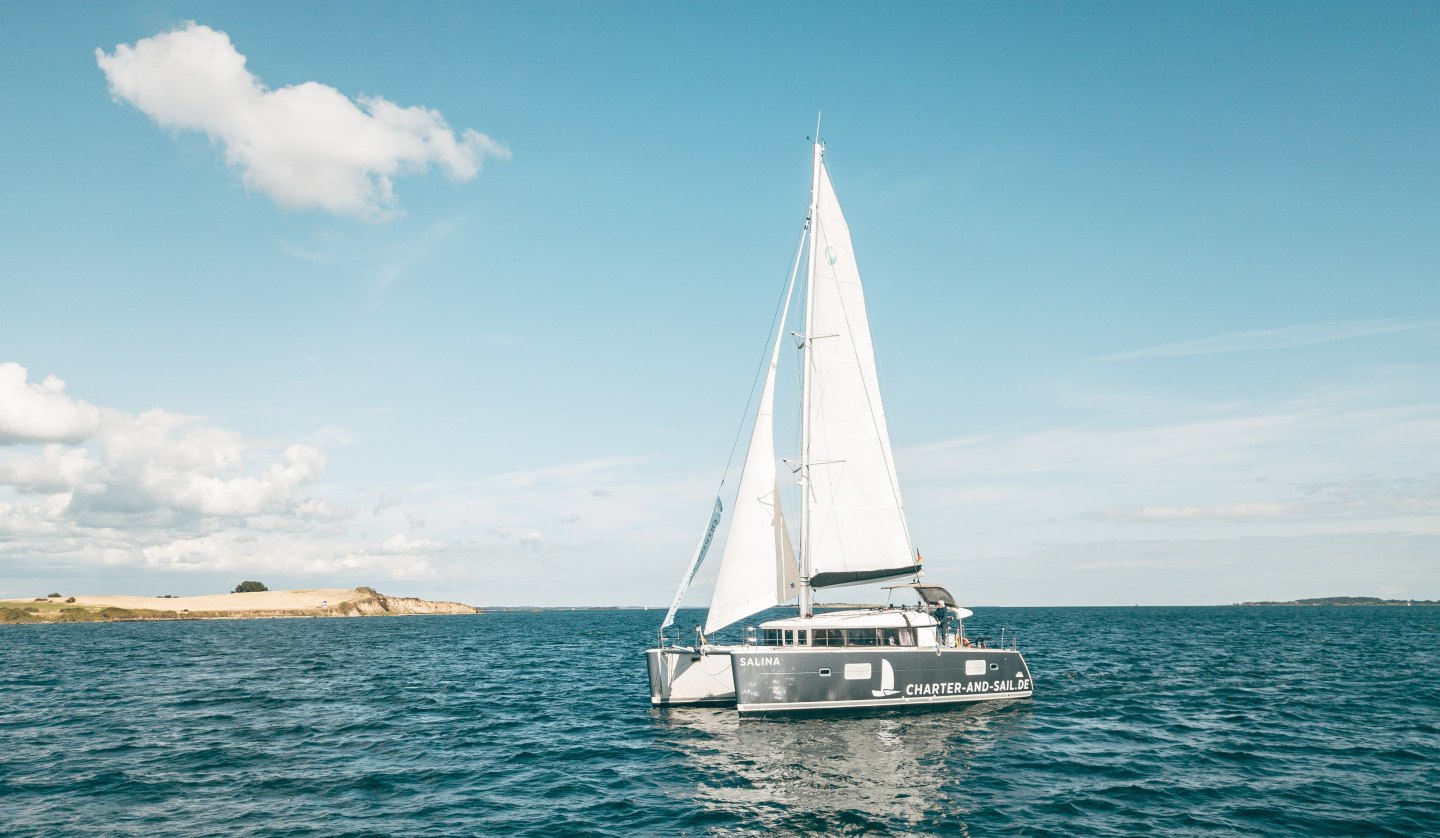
[96, 22, 509, 221]
[0, 360, 407, 582]
[0, 363, 101, 445]
[67, 409, 325, 518]
[0, 445, 100, 493]
[0, 366, 718, 600]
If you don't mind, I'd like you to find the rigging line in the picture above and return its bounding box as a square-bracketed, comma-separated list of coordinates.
[715, 221, 810, 492]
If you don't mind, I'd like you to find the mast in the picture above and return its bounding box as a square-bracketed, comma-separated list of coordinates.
[799, 123, 823, 619]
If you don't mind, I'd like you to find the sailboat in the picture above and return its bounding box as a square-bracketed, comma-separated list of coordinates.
[645, 129, 1033, 715]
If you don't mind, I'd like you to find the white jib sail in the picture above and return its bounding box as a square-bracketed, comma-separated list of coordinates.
[704, 350, 799, 634]
[804, 159, 914, 586]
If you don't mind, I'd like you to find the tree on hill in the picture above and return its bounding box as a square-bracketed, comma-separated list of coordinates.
[233, 581, 269, 593]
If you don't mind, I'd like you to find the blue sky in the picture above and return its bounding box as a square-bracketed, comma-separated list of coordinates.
[1, 2, 1436, 606]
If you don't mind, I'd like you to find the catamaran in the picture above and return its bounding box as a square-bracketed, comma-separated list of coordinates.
[646, 128, 1033, 716]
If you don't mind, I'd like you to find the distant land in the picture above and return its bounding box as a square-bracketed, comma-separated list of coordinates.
[1238, 596, 1438, 607]
[0, 587, 480, 624]
[480, 605, 654, 611]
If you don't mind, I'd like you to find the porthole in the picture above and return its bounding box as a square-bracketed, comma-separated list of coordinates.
[819, 668, 832, 677]
[989, 663, 999, 671]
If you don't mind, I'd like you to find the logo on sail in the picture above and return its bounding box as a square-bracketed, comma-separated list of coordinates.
[871, 658, 899, 698]
[825, 246, 838, 266]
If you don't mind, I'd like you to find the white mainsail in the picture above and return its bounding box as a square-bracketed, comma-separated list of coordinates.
[802, 157, 916, 588]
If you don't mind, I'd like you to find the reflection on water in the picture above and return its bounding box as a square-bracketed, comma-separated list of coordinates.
[657, 700, 1034, 832]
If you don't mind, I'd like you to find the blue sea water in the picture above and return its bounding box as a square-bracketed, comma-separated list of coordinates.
[1, 606, 1437, 836]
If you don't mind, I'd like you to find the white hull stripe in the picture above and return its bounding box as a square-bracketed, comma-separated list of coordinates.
[737, 690, 1032, 713]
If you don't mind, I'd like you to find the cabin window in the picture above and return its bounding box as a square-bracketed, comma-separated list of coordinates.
[797, 629, 808, 646]
[812, 629, 842, 647]
[783, 629, 795, 646]
[879, 628, 916, 647]
[761, 629, 783, 646]
[845, 629, 878, 647]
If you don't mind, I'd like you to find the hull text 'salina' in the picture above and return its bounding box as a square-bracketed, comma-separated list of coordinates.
[646, 125, 1032, 716]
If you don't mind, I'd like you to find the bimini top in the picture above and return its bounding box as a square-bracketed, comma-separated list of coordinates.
[884, 583, 963, 609]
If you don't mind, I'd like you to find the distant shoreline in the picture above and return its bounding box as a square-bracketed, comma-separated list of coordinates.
[6, 595, 1433, 623]
[1236, 596, 1437, 607]
[0, 587, 480, 625]
[436, 600, 1440, 610]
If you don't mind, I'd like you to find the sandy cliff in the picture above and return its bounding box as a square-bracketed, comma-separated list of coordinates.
[0, 587, 480, 623]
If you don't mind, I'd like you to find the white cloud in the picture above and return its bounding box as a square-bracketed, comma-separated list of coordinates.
[986, 533, 1440, 605]
[69, 409, 325, 518]
[137, 531, 434, 579]
[0, 363, 101, 445]
[1090, 478, 1440, 524]
[7, 348, 1432, 605]
[0, 364, 706, 597]
[380, 533, 439, 553]
[279, 240, 336, 264]
[902, 398, 1440, 486]
[1093, 317, 1440, 362]
[368, 456, 719, 603]
[1091, 502, 1300, 522]
[0, 445, 100, 493]
[374, 217, 462, 291]
[893, 378, 1440, 604]
[373, 491, 402, 515]
[96, 22, 509, 221]
[0, 360, 393, 583]
[294, 498, 352, 521]
[0, 492, 73, 540]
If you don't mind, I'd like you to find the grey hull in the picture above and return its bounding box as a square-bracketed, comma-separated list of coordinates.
[731, 647, 1032, 716]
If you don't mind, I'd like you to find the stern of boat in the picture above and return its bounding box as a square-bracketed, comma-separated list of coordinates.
[646, 646, 736, 706]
